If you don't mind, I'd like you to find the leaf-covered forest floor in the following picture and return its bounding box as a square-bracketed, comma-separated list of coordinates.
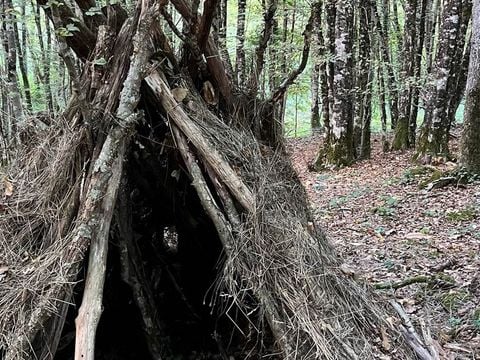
[288, 131, 480, 359]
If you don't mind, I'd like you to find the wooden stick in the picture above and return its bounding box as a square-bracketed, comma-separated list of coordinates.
[374, 275, 430, 290]
[74, 3, 158, 359]
[390, 300, 438, 360]
[145, 71, 254, 212]
[74, 150, 123, 360]
[171, 124, 235, 254]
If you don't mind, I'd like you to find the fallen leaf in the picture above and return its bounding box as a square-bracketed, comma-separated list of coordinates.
[0, 266, 9, 282]
[380, 326, 391, 351]
[3, 177, 13, 197]
[405, 232, 432, 240]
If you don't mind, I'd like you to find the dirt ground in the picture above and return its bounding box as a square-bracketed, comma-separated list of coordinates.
[288, 134, 480, 359]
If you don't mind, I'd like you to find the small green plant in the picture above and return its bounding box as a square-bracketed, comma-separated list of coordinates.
[383, 259, 395, 270]
[446, 206, 477, 222]
[372, 195, 398, 217]
[424, 209, 439, 217]
[440, 290, 471, 311]
[420, 226, 431, 235]
[447, 317, 462, 328]
[329, 195, 348, 208]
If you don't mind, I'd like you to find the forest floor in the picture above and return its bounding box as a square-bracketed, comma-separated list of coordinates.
[288, 131, 480, 359]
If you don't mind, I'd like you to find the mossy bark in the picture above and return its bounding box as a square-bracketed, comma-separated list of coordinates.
[391, 117, 410, 150]
[314, 0, 354, 169]
[415, 0, 464, 160]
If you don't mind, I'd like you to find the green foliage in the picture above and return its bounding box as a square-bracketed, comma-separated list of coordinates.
[85, 6, 102, 16]
[372, 195, 398, 217]
[56, 23, 79, 37]
[445, 206, 477, 222]
[473, 308, 480, 330]
[440, 290, 471, 311]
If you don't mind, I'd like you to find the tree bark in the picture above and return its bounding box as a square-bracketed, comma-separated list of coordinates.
[408, 0, 428, 147]
[14, 2, 32, 112]
[460, 0, 480, 172]
[310, 1, 322, 131]
[392, 0, 418, 150]
[2, 0, 26, 132]
[355, 0, 373, 159]
[315, 0, 354, 168]
[416, 0, 464, 159]
[235, 0, 247, 87]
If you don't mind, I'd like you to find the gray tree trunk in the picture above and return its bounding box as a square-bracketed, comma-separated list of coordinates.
[310, 1, 322, 131]
[315, 0, 354, 168]
[235, 0, 247, 87]
[460, 0, 480, 172]
[2, 0, 26, 133]
[392, 0, 418, 150]
[355, 0, 373, 159]
[416, 0, 463, 159]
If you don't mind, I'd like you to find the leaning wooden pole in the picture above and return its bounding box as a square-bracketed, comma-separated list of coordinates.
[73, 2, 158, 359]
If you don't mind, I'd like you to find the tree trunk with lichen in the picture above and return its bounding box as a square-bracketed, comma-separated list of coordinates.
[460, 0, 480, 172]
[354, 0, 373, 160]
[415, 0, 464, 160]
[314, 0, 354, 168]
[310, 1, 323, 131]
[392, 0, 418, 150]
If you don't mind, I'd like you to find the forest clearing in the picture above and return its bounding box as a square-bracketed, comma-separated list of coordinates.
[1, 0, 480, 359]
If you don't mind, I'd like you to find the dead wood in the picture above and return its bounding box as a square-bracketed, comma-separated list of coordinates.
[145, 71, 254, 212]
[74, 3, 158, 359]
[390, 300, 439, 360]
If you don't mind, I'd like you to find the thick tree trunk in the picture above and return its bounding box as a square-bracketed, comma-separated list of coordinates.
[416, 0, 464, 159]
[315, 0, 354, 168]
[460, 0, 480, 172]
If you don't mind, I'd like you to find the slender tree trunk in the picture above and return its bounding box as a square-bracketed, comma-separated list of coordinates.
[416, 0, 463, 159]
[324, 0, 335, 144]
[460, 0, 480, 172]
[446, 0, 472, 127]
[33, 1, 54, 113]
[355, 0, 373, 159]
[235, 0, 247, 87]
[14, 2, 32, 112]
[2, 0, 25, 132]
[214, 0, 234, 78]
[424, 0, 438, 74]
[378, 60, 389, 152]
[374, 0, 399, 130]
[408, 0, 428, 147]
[392, 0, 418, 150]
[310, 1, 322, 131]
